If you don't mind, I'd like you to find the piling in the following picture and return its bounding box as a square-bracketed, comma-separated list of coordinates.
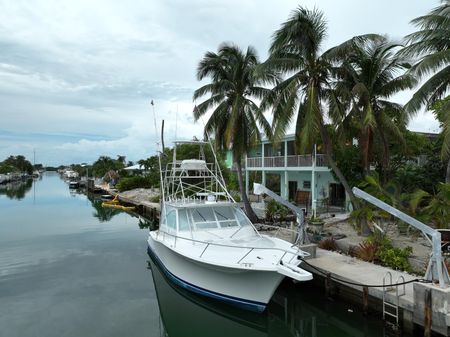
[424, 289, 432, 337]
[325, 272, 332, 299]
[362, 286, 369, 315]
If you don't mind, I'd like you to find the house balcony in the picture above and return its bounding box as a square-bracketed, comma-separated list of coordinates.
[246, 154, 328, 170]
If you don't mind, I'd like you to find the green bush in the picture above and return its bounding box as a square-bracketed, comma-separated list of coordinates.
[376, 245, 412, 272]
[149, 195, 160, 203]
[266, 199, 289, 222]
[116, 175, 153, 192]
[361, 233, 413, 272]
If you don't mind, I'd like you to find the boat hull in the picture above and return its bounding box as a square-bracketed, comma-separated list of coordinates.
[147, 235, 285, 312]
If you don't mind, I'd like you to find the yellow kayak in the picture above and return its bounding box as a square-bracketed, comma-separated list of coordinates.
[101, 202, 135, 211]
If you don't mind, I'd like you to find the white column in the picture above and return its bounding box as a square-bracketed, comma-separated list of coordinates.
[262, 171, 266, 186]
[311, 144, 317, 217]
[284, 170, 288, 200]
[284, 139, 288, 168]
[261, 142, 265, 169]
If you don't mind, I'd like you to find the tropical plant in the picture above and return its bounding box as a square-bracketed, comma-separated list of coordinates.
[0, 155, 34, 174]
[318, 237, 337, 251]
[353, 241, 378, 262]
[328, 35, 416, 179]
[409, 183, 450, 229]
[91, 156, 125, 178]
[403, 1, 450, 181]
[265, 199, 289, 222]
[193, 43, 278, 222]
[261, 6, 360, 218]
[116, 175, 154, 192]
[353, 234, 413, 272]
[431, 96, 450, 182]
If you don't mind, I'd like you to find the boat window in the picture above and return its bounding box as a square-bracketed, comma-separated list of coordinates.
[166, 210, 177, 231]
[213, 207, 239, 228]
[213, 207, 234, 220]
[178, 209, 190, 231]
[235, 207, 251, 227]
[192, 208, 215, 222]
[190, 208, 218, 229]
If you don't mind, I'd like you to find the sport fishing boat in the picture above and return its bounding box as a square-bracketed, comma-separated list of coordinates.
[147, 140, 312, 312]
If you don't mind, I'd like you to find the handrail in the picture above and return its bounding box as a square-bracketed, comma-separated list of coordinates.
[256, 224, 300, 240]
[154, 229, 309, 267]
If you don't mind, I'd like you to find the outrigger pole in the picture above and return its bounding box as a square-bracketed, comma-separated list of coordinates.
[352, 187, 450, 288]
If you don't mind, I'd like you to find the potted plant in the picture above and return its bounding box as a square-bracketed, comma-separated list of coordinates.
[307, 216, 325, 234]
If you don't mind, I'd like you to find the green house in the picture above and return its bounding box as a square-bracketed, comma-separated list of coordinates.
[225, 134, 348, 213]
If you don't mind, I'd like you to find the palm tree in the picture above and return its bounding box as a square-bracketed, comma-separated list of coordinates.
[193, 43, 277, 222]
[328, 35, 416, 178]
[262, 7, 359, 212]
[403, 0, 450, 182]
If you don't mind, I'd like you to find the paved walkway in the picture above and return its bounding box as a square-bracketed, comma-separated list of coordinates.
[305, 248, 417, 311]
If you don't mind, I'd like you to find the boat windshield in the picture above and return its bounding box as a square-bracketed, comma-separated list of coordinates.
[160, 205, 251, 233]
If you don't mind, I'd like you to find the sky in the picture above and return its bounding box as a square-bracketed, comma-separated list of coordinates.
[0, 0, 441, 166]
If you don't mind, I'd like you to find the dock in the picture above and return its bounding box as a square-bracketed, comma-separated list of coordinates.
[304, 248, 450, 336]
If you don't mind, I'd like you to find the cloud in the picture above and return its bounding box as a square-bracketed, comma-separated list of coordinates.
[0, 0, 442, 165]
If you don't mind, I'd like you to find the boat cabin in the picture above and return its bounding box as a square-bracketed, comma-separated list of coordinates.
[160, 203, 255, 240]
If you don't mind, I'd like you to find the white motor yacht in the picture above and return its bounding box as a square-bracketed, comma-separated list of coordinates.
[148, 140, 312, 312]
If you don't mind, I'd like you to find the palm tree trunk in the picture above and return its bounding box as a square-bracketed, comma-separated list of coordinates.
[317, 122, 370, 235]
[381, 131, 390, 183]
[235, 159, 259, 223]
[360, 130, 371, 176]
[446, 158, 450, 183]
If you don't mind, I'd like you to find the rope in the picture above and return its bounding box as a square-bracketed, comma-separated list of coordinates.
[300, 258, 431, 288]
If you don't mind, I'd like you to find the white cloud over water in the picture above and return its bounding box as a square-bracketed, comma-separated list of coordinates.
[0, 0, 440, 165]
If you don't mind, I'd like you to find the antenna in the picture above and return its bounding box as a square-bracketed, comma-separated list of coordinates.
[151, 100, 166, 211]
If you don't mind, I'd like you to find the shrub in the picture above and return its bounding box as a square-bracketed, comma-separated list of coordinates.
[266, 199, 289, 222]
[376, 244, 413, 272]
[318, 237, 337, 251]
[116, 175, 153, 192]
[353, 241, 379, 262]
[149, 195, 160, 203]
[353, 234, 413, 272]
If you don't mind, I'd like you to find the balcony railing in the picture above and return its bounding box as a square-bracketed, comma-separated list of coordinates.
[246, 154, 328, 168]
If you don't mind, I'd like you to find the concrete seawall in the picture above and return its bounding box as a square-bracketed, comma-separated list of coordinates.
[305, 248, 450, 336]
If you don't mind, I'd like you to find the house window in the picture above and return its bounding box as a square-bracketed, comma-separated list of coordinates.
[303, 181, 311, 189]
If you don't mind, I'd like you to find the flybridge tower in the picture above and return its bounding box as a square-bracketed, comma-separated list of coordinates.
[162, 140, 234, 204]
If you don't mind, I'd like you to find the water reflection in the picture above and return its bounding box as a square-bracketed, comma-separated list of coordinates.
[0, 179, 33, 200]
[148, 255, 388, 337]
[86, 193, 122, 222]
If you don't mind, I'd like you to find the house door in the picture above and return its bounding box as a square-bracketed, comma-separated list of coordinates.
[288, 181, 298, 201]
[329, 183, 345, 207]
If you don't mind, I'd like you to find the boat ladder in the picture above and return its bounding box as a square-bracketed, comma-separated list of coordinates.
[382, 271, 405, 328]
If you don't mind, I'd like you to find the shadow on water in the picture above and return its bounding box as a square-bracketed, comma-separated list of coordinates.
[147, 254, 391, 337]
[0, 179, 33, 200]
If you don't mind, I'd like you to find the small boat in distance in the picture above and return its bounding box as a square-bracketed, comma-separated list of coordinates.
[68, 181, 79, 189]
[147, 140, 312, 312]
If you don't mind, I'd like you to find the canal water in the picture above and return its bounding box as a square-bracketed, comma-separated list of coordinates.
[0, 172, 409, 337]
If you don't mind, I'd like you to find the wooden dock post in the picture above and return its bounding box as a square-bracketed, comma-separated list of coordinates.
[325, 272, 332, 298]
[424, 288, 432, 337]
[362, 286, 369, 315]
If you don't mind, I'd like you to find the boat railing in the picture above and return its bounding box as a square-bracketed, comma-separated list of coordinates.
[156, 229, 309, 267]
[254, 224, 301, 242]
